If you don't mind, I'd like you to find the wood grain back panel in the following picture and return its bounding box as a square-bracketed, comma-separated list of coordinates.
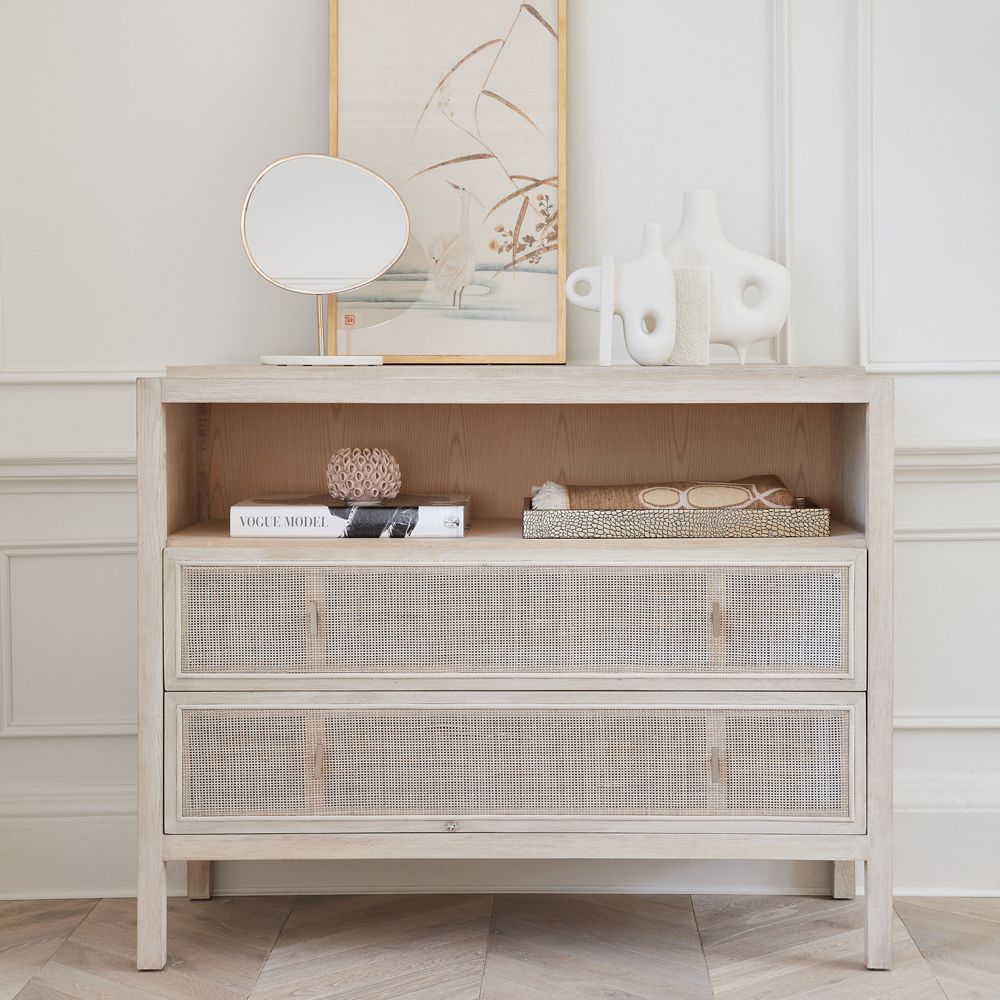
[200, 403, 843, 521]
[165, 403, 200, 534]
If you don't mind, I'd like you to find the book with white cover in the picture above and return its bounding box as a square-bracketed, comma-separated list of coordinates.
[230, 494, 471, 538]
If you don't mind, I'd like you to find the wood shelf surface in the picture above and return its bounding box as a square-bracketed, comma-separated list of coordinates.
[168, 517, 866, 557]
[157, 363, 884, 405]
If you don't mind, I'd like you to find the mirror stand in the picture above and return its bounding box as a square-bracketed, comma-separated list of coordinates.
[244, 154, 406, 369]
[260, 295, 384, 367]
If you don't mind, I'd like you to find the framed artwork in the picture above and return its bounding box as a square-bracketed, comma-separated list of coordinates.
[330, 0, 567, 364]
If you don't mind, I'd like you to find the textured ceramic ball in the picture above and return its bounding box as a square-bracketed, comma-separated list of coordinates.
[325, 447, 402, 504]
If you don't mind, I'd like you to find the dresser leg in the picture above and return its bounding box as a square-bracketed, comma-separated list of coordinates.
[864, 850, 893, 970]
[832, 860, 856, 899]
[137, 857, 168, 970]
[187, 861, 213, 900]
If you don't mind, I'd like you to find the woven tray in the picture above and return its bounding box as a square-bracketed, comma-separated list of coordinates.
[521, 498, 830, 539]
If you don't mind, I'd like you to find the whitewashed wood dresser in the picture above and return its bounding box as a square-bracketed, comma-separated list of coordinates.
[137, 365, 894, 971]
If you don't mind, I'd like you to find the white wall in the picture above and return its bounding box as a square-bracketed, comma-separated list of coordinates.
[0, 0, 997, 898]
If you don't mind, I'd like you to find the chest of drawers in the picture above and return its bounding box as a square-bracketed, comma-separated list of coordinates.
[137, 366, 893, 971]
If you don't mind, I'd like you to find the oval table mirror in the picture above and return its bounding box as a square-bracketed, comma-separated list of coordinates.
[242, 154, 409, 366]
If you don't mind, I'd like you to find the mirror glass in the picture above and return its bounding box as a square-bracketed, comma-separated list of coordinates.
[241, 155, 409, 294]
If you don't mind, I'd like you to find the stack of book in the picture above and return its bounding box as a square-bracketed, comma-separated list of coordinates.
[230, 494, 471, 539]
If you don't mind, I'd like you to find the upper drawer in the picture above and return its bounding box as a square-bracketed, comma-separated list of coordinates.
[165, 556, 865, 689]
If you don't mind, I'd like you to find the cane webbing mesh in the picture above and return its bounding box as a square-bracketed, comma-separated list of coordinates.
[178, 706, 852, 821]
[723, 711, 852, 815]
[722, 567, 849, 673]
[179, 563, 851, 677]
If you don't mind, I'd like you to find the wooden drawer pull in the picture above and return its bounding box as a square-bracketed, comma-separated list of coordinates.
[710, 746, 725, 784]
[710, 601, 724, 639]
[313, 739, 326, 777]
[308, 601, 321, 639]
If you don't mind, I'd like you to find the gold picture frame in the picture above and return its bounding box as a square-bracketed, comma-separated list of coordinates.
[329, 0, 567, 364]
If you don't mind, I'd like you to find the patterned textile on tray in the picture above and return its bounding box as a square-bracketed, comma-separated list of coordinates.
[531, 475, 796, 511]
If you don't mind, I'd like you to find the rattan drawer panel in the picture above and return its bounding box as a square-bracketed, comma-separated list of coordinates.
[165, 694, 863, 834]
[718, 566, 852, 674]
[169, 560, 861, 684]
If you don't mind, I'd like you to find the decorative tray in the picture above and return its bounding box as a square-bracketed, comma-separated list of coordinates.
[521, 498, 830, 540]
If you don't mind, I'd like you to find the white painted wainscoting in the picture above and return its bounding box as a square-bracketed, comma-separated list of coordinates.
[0, 0, 997, 898]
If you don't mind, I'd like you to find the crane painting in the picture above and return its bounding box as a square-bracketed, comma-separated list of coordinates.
[429, 183, 480, 310]
[335, 0, 565, 361]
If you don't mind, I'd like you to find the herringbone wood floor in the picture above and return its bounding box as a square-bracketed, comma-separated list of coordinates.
[2, 894, 997, 1000]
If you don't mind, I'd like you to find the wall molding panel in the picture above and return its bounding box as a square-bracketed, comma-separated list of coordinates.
[772, 0, 792, 364]
[895, 771, 1000, 813]
[894, 443, 1000, 538]
[895, 443, 1000, 484]
[0, 371, 161, 385]
[0, 541, 137, 738]
[856, 0, 874, 370]
[867, 359, 1000, 375]
[856, 0, 1000, 374]
[894, 715, 1000, 732]
[896, 526, 1000, 543]
[0, 454, 137, 494]
[0, 783, 137, 819]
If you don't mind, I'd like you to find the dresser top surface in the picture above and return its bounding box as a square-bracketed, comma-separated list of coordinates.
[156, 364, 887, 405]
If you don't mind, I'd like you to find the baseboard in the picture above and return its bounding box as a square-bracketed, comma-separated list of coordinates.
[894, 808, 1000, 895]
[893, 887, 1000, 897]
[0, 814, 185, 899]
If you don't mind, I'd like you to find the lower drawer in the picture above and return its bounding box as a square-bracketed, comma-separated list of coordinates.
[164, 692, 865, 835]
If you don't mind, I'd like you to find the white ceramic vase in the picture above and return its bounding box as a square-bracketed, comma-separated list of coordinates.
[664, 190, 790, 363]
[618, 223, 676, 366]
[566, 223, 676, 367]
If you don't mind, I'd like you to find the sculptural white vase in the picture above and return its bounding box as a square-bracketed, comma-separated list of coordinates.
[664, 191, 790, 364]
[565, 223, 676, 367]
[618, 223, 677, 366]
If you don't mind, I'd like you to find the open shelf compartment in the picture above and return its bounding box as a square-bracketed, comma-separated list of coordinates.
[160, 393, 873, 545]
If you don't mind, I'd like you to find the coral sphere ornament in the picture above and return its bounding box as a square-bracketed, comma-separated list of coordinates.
[325, 447, 402, 504]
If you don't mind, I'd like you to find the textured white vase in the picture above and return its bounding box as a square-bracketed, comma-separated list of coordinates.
[566, 223, 676, 367]
[664, 191, 790, 364]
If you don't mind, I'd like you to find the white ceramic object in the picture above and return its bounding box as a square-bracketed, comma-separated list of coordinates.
[668, 269, 712, 366]
[565, 258, 618, 365]
[565, 255, 616, 366]
[664, 190, 790, 364]
[566, 223, 676, 367]
[596, 256, 615, 366]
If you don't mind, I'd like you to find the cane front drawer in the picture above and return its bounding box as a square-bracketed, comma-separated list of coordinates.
[165, 557, 865, 689]
[164, 692, 865, 835]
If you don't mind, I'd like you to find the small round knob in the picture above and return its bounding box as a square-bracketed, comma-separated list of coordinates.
[445, 822, 458, 832]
